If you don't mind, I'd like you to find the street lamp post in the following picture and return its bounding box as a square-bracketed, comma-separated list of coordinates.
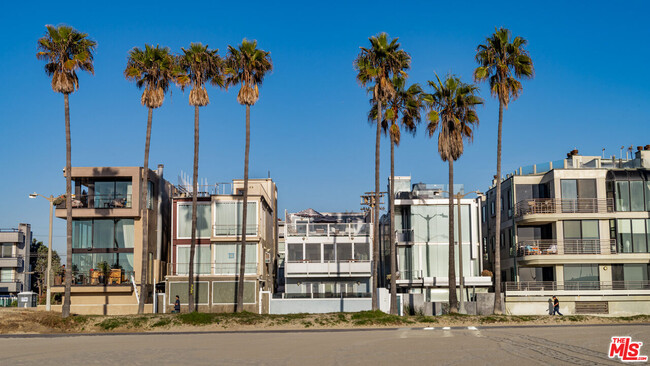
[29, 192, 55, 311]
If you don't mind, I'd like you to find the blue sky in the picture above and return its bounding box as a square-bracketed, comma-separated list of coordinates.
[1, 1, 649, 256]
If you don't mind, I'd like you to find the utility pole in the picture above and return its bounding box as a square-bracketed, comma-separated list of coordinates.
[361, 191, 385, 309]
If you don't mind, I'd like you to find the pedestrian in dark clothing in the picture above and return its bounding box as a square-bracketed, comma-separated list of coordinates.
[552, 296, 563, 316]
[173, 295, 181, 313]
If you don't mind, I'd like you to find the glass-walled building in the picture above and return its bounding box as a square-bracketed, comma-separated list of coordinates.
[167, 178, 277, 313]
[380, 177, 491, 303]
[484, 148, 650, 315]
[53, 165, 173, 315]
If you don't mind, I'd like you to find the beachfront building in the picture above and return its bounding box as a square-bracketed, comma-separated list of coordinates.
[380, 177, 491, 303]
[483, 148, 650, 315]
[166, 178, 278, 313]
[53, 166, 174, 315]
[0, 223, 32, 298]
[282, 209, 371, 298]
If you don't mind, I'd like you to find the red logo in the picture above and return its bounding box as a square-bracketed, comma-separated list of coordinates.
[609, 337, 648, 362]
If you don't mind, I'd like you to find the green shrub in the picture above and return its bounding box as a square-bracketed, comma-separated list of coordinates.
[98, 318, 129, 330]
[152, 317, 172, 327]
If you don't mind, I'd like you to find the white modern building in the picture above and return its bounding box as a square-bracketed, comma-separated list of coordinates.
[0, 223, 32, 297]
[282, 209, 371, 298]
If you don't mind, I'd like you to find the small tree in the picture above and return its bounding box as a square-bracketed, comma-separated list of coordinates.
[31, 239, 62, 298]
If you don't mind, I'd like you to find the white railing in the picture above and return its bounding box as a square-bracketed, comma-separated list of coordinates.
[212, 224, 258, 237]
[285, 223, 370, 237]
[517, 239, 617, 256]
[514, 198, 614, 216]
[506, 281, 650, 293]
[168, 262, 258, 276]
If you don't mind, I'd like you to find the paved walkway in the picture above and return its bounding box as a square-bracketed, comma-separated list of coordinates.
[1, 324, 647, 365]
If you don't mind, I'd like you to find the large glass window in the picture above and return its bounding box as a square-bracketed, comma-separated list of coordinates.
[73, 219, 134, 249]
[70, 253, 134, 284]
[94, 180, 132, 208]
[630, 181, 645, 211]
[564, 264, 599, 289]
[213, 243, 257, 274]
[616, 181, 631, 211]
[617, 219, 649, 253]
[612, 264, 649, 289]
[563, 220, 599, 253]
[177, 203, 212, 238]
[176, 246, 211, 275]
[336, 243, 352, 261]
[323, 244, 335, 261]
[305, 244, 321, 262]
[561, 180, 578, 199]
[213, 201, 257, 236]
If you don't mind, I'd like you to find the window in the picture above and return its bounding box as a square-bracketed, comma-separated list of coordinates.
[177, 203, 211, 238]
[336, 243, 352, 261]
[563, 220, 599, 254]
[0, 243, 13, 258]
[70, 253, 135, 281]
[482, 205, 486, 222]
[213, 201, 257, 236]
[176, 245, 211, 275]
[617, 219, 649, 253]
[564, 264, 599, 289]
[354, 242, 370, 261]
[0, 268, 12, 282]
[323, 244, 335, 261]
[630, 181, 645, 211]
[73, 219, 134, 249]
[287, 243, 303, 262]
[93, 180, 132, 208]
[612, 264, 649, 290]
[616, 181, 630, 211]
[213, 243, 257, 274]
[305, 244, 321, 262]
[170, 282, 209, 304]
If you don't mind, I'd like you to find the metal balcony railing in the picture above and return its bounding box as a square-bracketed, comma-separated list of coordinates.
[168, 262, 257, 276]
[285, 223, 370, 238]
[57, 194, 133, 209]
[175, 183, 233, 197]
[505, 281, 650, 292]
[69, 270, 136, 286]
[212, 224, 258, 236]
[517, 239, 617, 256]
[514, 198, 614, 217]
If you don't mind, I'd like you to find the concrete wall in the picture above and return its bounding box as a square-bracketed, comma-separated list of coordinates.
[476, 293, 505, 315]
[506, 295, 650, 316]
[269, 298, 371, 314]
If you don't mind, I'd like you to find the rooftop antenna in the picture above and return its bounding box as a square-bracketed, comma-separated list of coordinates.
[602, 148, 605, 158]
[627, 145, 633, 160]
[620, 146, 624, 160]
[268, 170, 270, 179]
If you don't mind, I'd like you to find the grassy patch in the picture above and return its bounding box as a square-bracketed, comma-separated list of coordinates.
[301, 320, 313, 328]
[616, 315, 650, 322]
[178, 312, 218, 326]
[98, 317, 129, 331]
[414, 315, 438, 323]
[152, 317, 172, 328]
[350, 310, 412, 326]
[479, 315, 510, 324]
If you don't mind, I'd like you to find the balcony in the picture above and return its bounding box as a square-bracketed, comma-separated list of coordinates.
[169, 262, 258, 276]
[0, 281, 21, 293]
[517, 239, 617, 256]
[56, 194, 133, 209]
[0, 230, 23, 243]
[285, 260, 371, 277]
[505, 281, 650, 296]
[0, 256, 23, 268]
[514, 198, 613, 218]
[396, 229, 414, 246]
[286, 223, 370, 238]
[212, 225, 258, 237]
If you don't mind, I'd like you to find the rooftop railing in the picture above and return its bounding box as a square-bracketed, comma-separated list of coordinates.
[175, 183, 233, 197]
[285, 223, 370, 238]
[514, 198, 614, 217]
[517, 239, 617, 256]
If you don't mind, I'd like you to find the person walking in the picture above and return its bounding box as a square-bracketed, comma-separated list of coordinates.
[552, 295, 563, 316]
[173, 295, 181, 313]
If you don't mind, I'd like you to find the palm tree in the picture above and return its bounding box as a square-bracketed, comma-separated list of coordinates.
[354, 33, 410, 310]
[177, 43, 224, 313]
[125, 44, 179, 314]
[37, 25, 96, 318]
[474, 28, 533, 314]
[225, 39, 272, 312]
[370, 76, 422, 314]
[423, 74, 482, 313]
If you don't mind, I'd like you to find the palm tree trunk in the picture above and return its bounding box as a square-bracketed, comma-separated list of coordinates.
[372, 100, 382, 311]
[62, 93, 72, 318]
[448, 159, 458, 313]
[188, 105, 200, 313]
[138, 107, 153, 315]
[236, 104, 251, 312]
[389, 136, 397, 315]
[493, 101, 504, 315]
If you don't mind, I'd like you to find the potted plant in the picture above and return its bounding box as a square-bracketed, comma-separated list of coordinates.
[97, 261, 110, 285]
